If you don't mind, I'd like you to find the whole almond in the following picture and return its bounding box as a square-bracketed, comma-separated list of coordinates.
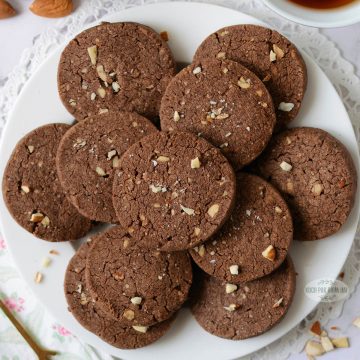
[0, 0, 16, 19]
[29, 0, 73, 18]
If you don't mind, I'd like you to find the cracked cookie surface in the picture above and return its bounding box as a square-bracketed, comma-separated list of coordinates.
[56, 112, 158, 223]
[194, 25, 307, 128]
[2, 123, 92, 242]
[85, 226, 192, 326]
[112, 131, 237, 251]
[160, 59, 275, 169]
[190, 257, 296, 340]
[58, 22, 176, 121]
[253, 127, 357, 241]
[64, 241, 175, 349]
[190, 173, 292, 283]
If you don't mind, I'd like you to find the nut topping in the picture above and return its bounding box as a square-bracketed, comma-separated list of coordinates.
[224, 304, 238, 312]
[123, 309, 135, 321]
[180, 205, 195, 216]
[262, 245, 276, 261]
[192, 66, 202, 75]
[157, 156, 170, 163]
[229, 265, 239, 275]
[87, 45, 97, 65]
[280, 161, 292, 172]
[269, 50, 276, 62]
[225, 283, 237, 294]
[191, 157, 201, 169]
[273, 44, 285, 59]
[173, 111, 180, 122]
[30, 212, 44, 222]
[132, 325, 148, 333]
[238, 77, 251, 89]
[278, 102, 294, 112]
[207, 204, 219, 218]
[130, 296, 142, 305]
[95, 166, 107, 177]
[21, 185, 30, 194]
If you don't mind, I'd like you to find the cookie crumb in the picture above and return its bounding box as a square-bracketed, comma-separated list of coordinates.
[41, 257, 52, 268]
[34, 271, 43, 283]
[305, 340, 325, 357]
[310, 321, 322, 336]
[331, 337, 349, 348]
[160, 31, 169, 41]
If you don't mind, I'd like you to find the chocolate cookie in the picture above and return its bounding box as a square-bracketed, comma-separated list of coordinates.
[254, 127, 357, 241]
[190, 173, 292, 283]
[191, 257, 296, 340]
[85, 226, 192, 326]
[65, 242, 174, 349]
[2, 124, 92, 242]
[56, 112, 158, 223]
[112, 131, 237, 251]
[194, 25, 307, 127]
[160, 59, 275, 169]
[58, 22, 176, 121]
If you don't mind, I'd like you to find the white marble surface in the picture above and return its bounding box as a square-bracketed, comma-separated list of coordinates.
[0, 1, 360, 359]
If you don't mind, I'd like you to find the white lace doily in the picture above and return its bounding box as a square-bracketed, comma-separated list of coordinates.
[0, 1, 359, 359]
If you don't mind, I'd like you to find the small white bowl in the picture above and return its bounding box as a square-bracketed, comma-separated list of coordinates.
[263, 0, 360, 27]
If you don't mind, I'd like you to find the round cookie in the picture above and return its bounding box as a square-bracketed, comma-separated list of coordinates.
[58, 22, 176, 121]
[190, 173, 292, 283]
[112, 131, 237, 251]
[190, 257, 296, 340]
[65, 242, 174, 349]
[85, 226, 192, 326]
[254, 127, 357, 241]
[56, 112, 158, 223]
[2, 124, 92, 242]
[160, 59, 276, 169]
[194, 24, 307, 127]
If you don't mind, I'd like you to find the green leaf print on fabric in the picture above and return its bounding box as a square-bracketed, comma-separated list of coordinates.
[0, 327, 24, 344]
[24, 303, 45, 340]
[0, 267, 18, 283]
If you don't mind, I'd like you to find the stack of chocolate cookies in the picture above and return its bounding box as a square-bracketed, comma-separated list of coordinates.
[2, 21, 357, 348]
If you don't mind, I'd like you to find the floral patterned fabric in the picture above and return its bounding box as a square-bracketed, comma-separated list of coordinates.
[0, 236, 113, 359]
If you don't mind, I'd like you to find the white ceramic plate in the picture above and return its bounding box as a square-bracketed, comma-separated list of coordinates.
[0, 2, 359, 360]
[262, 0, 360, 28]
